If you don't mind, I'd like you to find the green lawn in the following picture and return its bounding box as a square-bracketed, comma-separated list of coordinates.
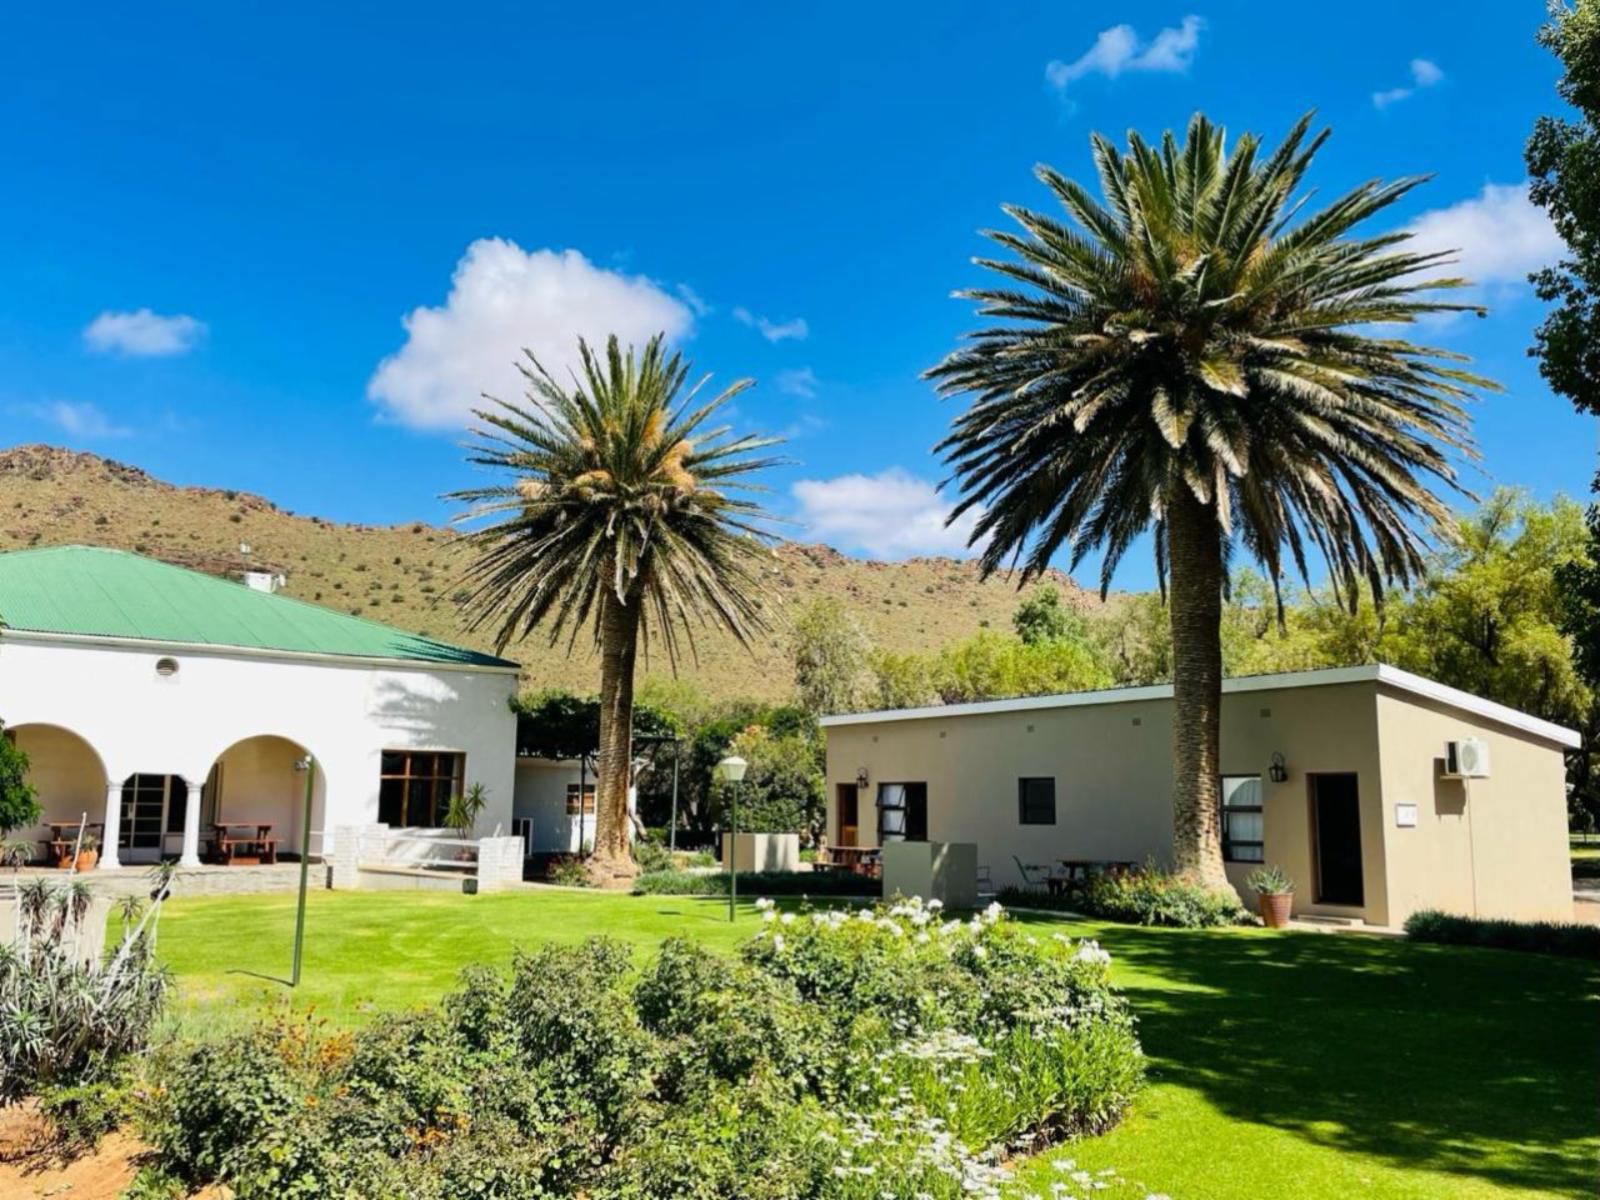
[150, 889, 1600, 1200]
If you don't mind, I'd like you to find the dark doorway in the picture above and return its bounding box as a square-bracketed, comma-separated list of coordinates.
[1311, 773, 1364, 906]
[836, 785, 859, 847]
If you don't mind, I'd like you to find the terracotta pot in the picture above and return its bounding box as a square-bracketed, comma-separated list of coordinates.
[1258, 891, 1293, 929]
[75, 850, 99, 872]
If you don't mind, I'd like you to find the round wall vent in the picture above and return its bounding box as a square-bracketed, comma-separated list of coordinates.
[155, 657, 180, 678]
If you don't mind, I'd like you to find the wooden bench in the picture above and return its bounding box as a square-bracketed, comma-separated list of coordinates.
[213, 822, 277, 865]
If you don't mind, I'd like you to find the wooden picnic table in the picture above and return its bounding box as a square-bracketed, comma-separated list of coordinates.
[1055, 859, 1139, 886]
[820, 846, 881, 878]
[45, 821, 104, 866]
[213, 822, 278, 865]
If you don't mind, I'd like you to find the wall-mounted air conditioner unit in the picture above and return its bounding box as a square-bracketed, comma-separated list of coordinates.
[1444, 738, 1491, 779]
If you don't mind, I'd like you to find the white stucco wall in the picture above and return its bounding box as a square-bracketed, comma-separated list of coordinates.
[0, 632, 518, 866]
[512, 758, 591, 853]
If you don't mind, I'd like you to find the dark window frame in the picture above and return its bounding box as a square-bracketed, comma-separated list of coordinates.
[1017, 777, 1057, 825]
[876, 781, 928, 842]
[378, 750, 466, 827]
[1220, 773, 1264, 863]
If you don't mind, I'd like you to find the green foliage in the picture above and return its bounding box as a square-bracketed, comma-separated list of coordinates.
[869, 628, 1114, 707]
[631, 869, 876, 898]
[0, 719, 41, 837]
[1527, 0, 1600, 418]
[1, 876, 173, 1104]
[1003, 866, 1250, 929]
[715, 722, 826, 838]
[1012, 584, 1081, 645]
[546, 854, 594, 887]
[134, 904, 1144, 1199]
[442, 780, 487, 837]
[1403, 909, 1600, 960]
[1246, 865, 1293, 896]
[38, 1072, 134, 1150]
[513, 688, 678, 761]
[790, 596, 871, 716]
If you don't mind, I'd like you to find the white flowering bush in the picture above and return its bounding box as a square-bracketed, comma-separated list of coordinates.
[134, 900, 1146, 1199]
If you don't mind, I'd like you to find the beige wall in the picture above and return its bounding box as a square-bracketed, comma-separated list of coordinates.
[10, 724, 108, 858]
[826, 680, 1389, 921]
[1374, 688, 1572, 924]
[214, 735, 318, 851]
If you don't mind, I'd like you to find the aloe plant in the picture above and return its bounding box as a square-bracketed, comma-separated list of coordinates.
[1247, 865, 1294, 896]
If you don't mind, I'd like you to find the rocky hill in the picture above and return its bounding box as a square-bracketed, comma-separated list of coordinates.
[0, 444, 1101, 701]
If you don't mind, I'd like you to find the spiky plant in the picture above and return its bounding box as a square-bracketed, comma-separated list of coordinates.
[453, 335, 782, 883]
[931, 114, 1493, 887]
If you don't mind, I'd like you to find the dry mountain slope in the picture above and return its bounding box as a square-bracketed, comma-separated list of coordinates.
[0, 445, 1100, 701]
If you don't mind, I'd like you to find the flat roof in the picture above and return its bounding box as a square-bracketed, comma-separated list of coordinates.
[0, 545, 518, 671]
[820, 663, 1581, 749]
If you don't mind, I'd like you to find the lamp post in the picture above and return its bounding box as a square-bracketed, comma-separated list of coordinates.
[291, 755, 315, 988]
[716, 755, 748, 923]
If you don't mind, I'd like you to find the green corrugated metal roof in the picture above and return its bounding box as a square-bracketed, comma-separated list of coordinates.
[0, 545, 517, 669]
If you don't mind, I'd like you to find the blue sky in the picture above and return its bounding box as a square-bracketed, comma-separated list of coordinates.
[0, 1, 1590, 591]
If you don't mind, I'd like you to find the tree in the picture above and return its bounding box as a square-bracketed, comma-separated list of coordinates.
[454, 336, 781, 884]
[1012, 584, 1080, 645]
[931, 114, 1491, 889]
[714, 722, 826, 842]
[1557, 505, 1600, 830]
[1528, 0, 1600, 418]
[0, 722, 41, 838]
[790, 597, 871, 716]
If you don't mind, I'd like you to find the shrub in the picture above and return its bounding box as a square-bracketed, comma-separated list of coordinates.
[632, 869, 878, 898]
[1001, 865, 1250, 928]
[1404, 909, 1600, 960]
[633, 838, 674, 874]
[545, 854, 592, 887]
[0, 874, 173, 1105]
[132, 903, 1144, 1198]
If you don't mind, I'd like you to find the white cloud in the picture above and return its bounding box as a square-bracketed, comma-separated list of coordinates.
[82, 309, 206, 357]
[791, 468, 984, 559]
[367, 239, 695, 430]
[1045, 16, 1203, 92]
[774, 367, 819, 398]
[1405, 181, 1561, 287]
[1373, 57, 1444, 109]
[732, 306, 809, 342]
[676, 283, 712, 316]
[22, 400, 132, 438]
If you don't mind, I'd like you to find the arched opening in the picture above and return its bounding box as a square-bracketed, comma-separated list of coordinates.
[6, 724, 109, 866]
[204, 735, 325, 864]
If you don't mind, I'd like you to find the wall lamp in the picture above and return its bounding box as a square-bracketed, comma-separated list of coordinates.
[1268, 752, 1288, 783]
[856, 767, 870, 790]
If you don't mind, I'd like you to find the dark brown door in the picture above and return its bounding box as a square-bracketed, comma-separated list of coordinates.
[836, 785, 859, 847]
[1311, 774, 1364, 906]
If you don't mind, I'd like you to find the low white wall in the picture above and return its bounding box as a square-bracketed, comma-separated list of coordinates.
[721, 832, 801, 873]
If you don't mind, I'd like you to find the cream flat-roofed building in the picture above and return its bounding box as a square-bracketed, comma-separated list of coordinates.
[821, 665, 1578, 927]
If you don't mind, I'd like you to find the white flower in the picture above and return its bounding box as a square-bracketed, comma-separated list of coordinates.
[926, 898, 944, 911]
[1074, 940, 1112, 966]
[773, 933, 786, 952]
[755, 896, 775, 911]
[780, 911, 796, 925]
[972, 945, 988, 959]
[762, 909, 778, 923]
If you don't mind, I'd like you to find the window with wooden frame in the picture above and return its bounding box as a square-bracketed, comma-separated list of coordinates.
[1017, 777, 1057, 825]
[1220, 774, 1264, 863]
[378, 750, 465, 827]
[565, 782, 597, 815]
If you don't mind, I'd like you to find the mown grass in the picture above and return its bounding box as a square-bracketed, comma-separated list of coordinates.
[149, 889, 1600, 1199]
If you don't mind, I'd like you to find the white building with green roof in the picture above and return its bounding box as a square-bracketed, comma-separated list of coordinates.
[0, 545, 521, 870]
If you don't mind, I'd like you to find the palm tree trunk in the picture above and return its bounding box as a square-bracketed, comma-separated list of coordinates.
[589, 586, 640, 886]
[1166, 488, 1231, 890]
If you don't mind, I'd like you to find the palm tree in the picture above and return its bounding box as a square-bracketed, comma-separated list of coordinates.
[453, 335, 781, 884]
[930, 114, 1493, 888]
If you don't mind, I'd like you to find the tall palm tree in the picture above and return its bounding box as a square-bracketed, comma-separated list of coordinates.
[453, 335, 781, 884]
[931, 114, 1493, 888]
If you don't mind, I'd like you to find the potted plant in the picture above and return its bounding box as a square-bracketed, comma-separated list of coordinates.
[1247, 865, 1294, 928]
[73, 832, 100, 872]
[444, 783, 488, 862]
[74, 832, 100, 873]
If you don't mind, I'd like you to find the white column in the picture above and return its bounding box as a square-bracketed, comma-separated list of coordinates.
[100, 780, 124, 870]
[180, 780, 204, 867]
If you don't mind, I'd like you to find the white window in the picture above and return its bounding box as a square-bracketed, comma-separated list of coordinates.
[1221, 775, 1263, 863]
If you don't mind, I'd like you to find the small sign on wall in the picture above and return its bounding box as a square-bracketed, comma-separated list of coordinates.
[1395, 803, 1418, 828]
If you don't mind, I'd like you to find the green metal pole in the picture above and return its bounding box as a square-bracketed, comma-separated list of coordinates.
[291, 757, 315, 987]
[727, 779, 738, 923]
